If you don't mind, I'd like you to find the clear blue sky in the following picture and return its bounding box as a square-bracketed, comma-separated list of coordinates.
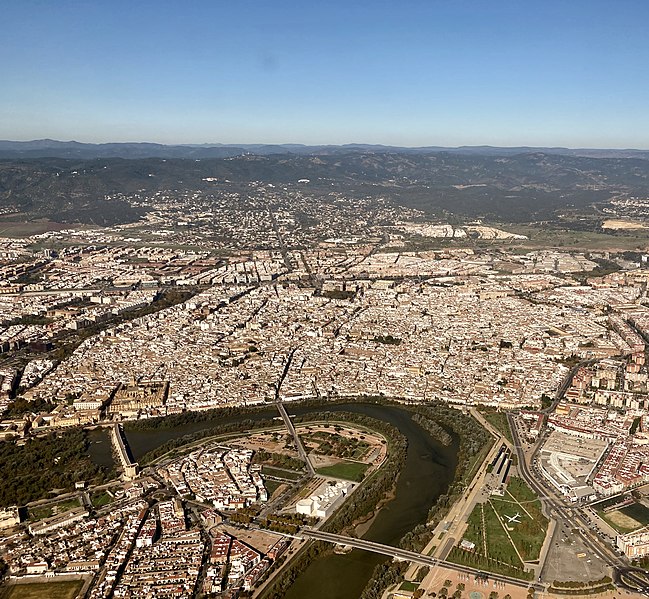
[1, 0, 648, 147]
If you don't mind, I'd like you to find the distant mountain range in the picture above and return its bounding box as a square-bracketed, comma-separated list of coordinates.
[2, 150, 649, 226]
[1, 139, 648, 160]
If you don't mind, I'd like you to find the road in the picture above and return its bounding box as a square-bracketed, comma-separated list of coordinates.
[507, 412, 626, 572]
[273, 348, 315, 476]
[274, 400, 315, 476]
[300, 529, 545, 591]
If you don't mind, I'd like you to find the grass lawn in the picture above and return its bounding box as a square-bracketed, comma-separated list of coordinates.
[399, 581, 419, 592]
[30, 498, 82, 521]
[1, 580, 84, 599]
[261, 465, 303, 481]
[461, 502, 523, 567]
[447, 546, 532, 581]
[481, 411, 514, 444]
[600, 502, 649, 534]
[315, 460, 369, 482]
[491, 476, 548, 562]
[491, 481, 548, 562]
[264, 479, 284, 498]
[459, 476, 547, 574]
[91, 491, 113, 508]
[28, 505, 53, 521]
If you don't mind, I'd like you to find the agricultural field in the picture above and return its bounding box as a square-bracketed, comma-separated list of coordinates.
[0, 580, 84, 599]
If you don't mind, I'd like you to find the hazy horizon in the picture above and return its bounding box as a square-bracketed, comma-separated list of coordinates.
[2, 138, 649, 152]
[2, 1, 648, 148]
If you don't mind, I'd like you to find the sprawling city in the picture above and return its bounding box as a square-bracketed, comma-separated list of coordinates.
[0, 152, 649, 599]
[3, 2, 649, 599]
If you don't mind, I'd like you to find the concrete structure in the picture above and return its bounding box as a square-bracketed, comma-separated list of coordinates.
[617, 527, 649, 558]
[110, 423, 139, 480]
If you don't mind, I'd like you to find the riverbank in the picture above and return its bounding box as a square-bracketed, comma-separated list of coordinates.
[115, 399, 468, 599]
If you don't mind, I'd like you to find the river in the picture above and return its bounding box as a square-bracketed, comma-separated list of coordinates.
[90, 403, 458, 598]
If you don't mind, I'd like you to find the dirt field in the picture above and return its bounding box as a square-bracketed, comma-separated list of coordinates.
[602, 219, 649, 230]
[219, 524, 282, 554]
[606, 509, 643, 532]
[230, 431, 298, 456]
[1, 580, 84, 599]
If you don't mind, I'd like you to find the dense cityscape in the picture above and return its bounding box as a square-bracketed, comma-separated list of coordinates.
[0, 171, 648, 599]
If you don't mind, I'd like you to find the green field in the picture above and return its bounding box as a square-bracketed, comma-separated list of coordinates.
[264, 479, 284, 497]
[1, 580, 83, 599]
[91, 491, 114, 508]
[447, 546, 533, 581]
[600, 501, 649, 534]
[481, 411, 514, 444]
[261, 465, 303, 481]
[29, 497, 81, 521]
[491, 477, 549, 562]
[456, 476, 547, 578]
[316, 460, 369, 482]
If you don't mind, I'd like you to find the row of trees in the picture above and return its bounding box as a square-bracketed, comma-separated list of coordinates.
[124, 401, 269, 431]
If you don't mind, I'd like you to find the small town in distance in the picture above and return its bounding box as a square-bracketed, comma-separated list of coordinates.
[1, 158, 649, 599]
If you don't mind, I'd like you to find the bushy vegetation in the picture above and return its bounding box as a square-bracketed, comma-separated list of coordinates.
[360, 561, 408, 599]
[3, 397, 55, 418]
[252, 449, 305, 472]
[258, 541, 327, 599]
[412, 412, 452, 446]
[302, 428, 370, 459]
[480, 409, 514, 444]
[124, 402, 269, 431]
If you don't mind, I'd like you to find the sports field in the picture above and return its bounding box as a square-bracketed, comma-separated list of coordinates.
[1, 580, 83, 599]
[600, 501, 649, 534]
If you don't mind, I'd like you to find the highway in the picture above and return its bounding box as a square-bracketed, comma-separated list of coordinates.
[507, 412, 626, 572]
[300, 529, 545, 591]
